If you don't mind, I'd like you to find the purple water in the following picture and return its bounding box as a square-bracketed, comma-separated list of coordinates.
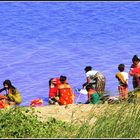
[0, 2, 139, 106]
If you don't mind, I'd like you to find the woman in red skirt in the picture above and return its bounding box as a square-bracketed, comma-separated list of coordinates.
[56, 76, 75, 105]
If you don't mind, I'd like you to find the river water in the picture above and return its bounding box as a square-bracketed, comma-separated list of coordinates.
[0, 2, 139, 106]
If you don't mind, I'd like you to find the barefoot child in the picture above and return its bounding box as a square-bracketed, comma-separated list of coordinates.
[115, 64, 129, 101]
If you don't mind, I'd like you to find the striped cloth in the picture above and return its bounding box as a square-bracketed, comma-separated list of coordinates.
[95, 72, 106, 97]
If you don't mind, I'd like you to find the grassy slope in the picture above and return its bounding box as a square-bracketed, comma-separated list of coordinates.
[0, 103, 140, 138]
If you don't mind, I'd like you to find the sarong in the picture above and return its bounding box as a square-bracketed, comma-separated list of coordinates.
[94, 72, 106, 96]
[118, 85, 128, 99]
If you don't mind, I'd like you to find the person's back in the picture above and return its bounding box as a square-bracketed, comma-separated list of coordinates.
[84, 66, 106, 97]
[90, 92, 100, 104]
[86, 70, 98, 84]
[57, 76, 75, 105]
[120, 72, 128, 83]
[116, 64, 128, 100]
[58, 83, 73, 104]
[86, 83, 100, 104]
[48, 78, 61, 105]
[49, 78, 60, 97]
[116, 71, 128, 86]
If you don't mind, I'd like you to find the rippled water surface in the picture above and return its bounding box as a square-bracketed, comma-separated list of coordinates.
[0, 2, 139, 106]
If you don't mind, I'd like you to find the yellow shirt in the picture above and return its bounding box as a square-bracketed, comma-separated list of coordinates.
[6, 89, 22, 104]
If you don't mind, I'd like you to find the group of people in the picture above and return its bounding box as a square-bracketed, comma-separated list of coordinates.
[116, 55, 140, 101]
[49, 54, 140, 105]
[48, 66, 106, 105]
[48, 76, 75, 105]
[0, 54, 139, 108]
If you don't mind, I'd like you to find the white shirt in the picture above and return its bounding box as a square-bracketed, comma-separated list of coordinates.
[86, 70, 98, 78]
[120, 72, 129, 84]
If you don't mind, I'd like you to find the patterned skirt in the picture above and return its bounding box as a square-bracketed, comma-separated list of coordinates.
[94, 72, 106, 97]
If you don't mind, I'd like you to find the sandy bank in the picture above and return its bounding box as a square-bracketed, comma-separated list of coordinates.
[26, 104, 111, 125]
[25, 101, 140, 126]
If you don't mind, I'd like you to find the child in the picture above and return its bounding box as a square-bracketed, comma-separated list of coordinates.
[115, 64, 129, 101]
[85, 83, 100, 104]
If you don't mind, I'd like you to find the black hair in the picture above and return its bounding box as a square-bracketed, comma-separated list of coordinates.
[0, 87, 6, 93]
[60, 75, 67, 84]
[85, 83, 94, 92]
[3, 80, 16, 90]
[132, 55, 140, 62]
[84, 66, 92, 72]
[118, 64, 125, 72]
[49, 78, 53, 87]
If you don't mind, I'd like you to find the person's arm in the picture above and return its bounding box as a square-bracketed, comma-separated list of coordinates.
[0, 94, 8, 99]
[126, 73, 129, 86]
[129, 68, 134, 76]
[7, 89, 22, 104]
[0, 87, 6, 93]
[7, 93, 21, 104]
[88, 93, 91, 102]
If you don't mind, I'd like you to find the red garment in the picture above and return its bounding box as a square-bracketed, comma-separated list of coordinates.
[58, 84, 74, 105]
[49, 86, 58, 98]
[52, 78, 61, 85]
[130, 63, 140, 88]
[0, 95, 7, 100]
[0, 100, 5, 108]
[130, 67, 140, 75]
[49, 78, 61, 98]
[118, 85, 128, 99]
[30, 98, 43, 107]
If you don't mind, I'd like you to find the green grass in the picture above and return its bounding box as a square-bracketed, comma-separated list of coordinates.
[0, 104, 140, 138]
[83, 104, 140, 138]
[0, 107, 77, 138]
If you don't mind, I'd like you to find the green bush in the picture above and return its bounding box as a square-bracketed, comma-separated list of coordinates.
[0, 107, 76, 138]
